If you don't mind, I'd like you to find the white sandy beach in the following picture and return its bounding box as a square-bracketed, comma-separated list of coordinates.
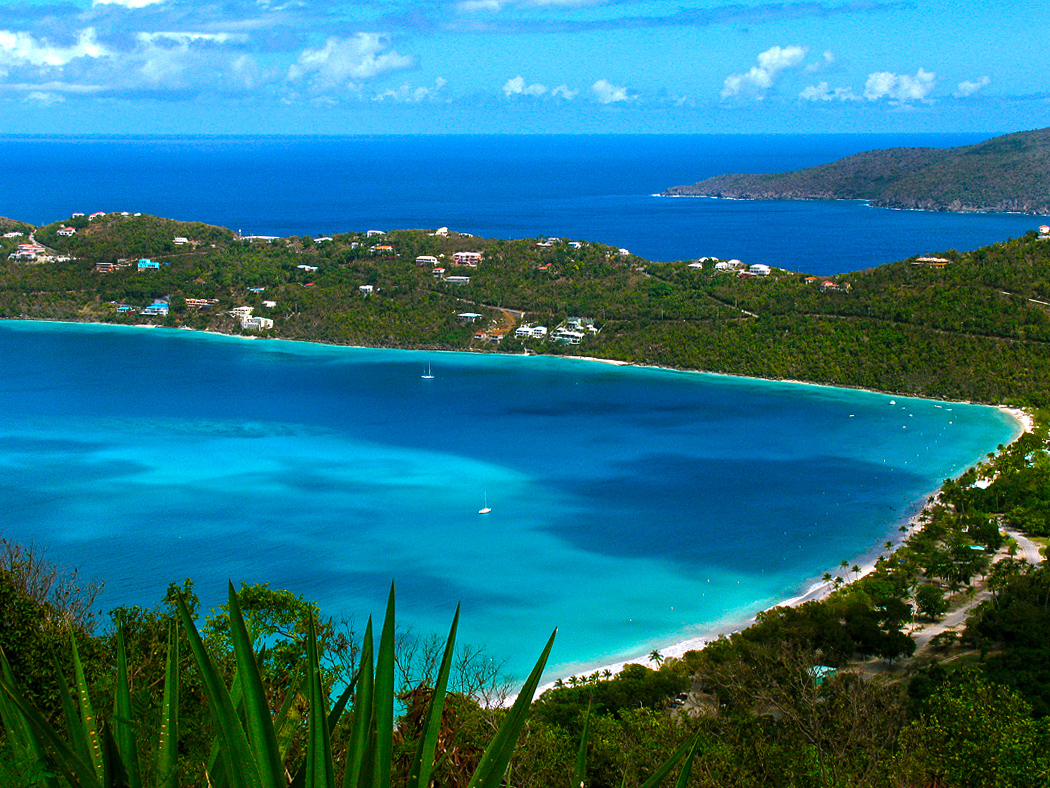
[535, 404, 1033, 697]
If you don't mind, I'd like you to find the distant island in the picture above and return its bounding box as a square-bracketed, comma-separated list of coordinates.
[664, 127, 1050, 213]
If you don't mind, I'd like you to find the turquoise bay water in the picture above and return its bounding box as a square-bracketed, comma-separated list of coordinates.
[0, 321, 1019, 680]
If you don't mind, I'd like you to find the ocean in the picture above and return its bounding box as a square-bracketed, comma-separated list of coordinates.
[1, 133, 1047, 275]
[0, 320, 1019, 681]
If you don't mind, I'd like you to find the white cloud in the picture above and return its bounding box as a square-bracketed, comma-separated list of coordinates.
[0, 28, 110, 68]
[375, 77, 447, 102]
[955, 76, 990, 97]
[457, 0, 502, 10]
[591, 79, 628, 103]
[863, 69, 935, 103]
[25, 90, 65, 105]
[136, 32, 242, 46]
[799, 81, 859, 102]
[288, 34, 413, 91]
[92, 0, 165, 7]
[551, 84, 576, 99]
[806, 50, 835, 73]
[721, 45, 807, 99]
[503, 75, 546, 97]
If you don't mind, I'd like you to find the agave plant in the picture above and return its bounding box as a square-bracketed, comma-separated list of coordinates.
[0, 581, 699, 788]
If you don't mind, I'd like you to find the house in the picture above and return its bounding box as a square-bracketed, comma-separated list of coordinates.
[230, 306, 254, 318]
[456, 312, 483, 323]
[1039, 225, 1050, 238]
[515, 324, 534, 339]
[359, 285, 374, 295]
[173, 236, 189, 245]
[618, 248, 630, 256]
[444, 275, 471, 284]
[749, 264, 771, 276]
[297, 264, 318, 272]
[415, 255, 440, 267]
[71, 212, 84, 218]
[432, 227, 449, 237]
[241, 316, 274, 331]
[366, 230, 385, 237]
[452, 251, 482, 267]
[142, 300, 169, 316]
[138, 259, 160, 271]
[56, 227, 76, 237]
[115, 304, 136, 314]
[687, 262, 703, 269]
[569, 241, 582, 249]
[820, 280, 840, 292]
[247, 287, 266, 293]
[912, 256, 951, 268]
[89, 212, 105, 220]
[184, 299, 212, 308]
[714, 261, 731, 271]
[553, 328, 583, 344]
[531, 326, 548, 339]
[372, 245, 394, 253]
[432, 267, 446, 277]
[314, 236, 332, 243]
[2, 231, 22, 239]
[262, 300, 277, 308]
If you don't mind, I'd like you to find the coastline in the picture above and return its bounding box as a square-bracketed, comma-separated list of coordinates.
[535, 403, 1032, 696]
[2, 317, 1029, 695]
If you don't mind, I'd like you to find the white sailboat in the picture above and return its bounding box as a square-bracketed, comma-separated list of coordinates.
[479, 492, 491, 514]
[421, 362, 434, 379]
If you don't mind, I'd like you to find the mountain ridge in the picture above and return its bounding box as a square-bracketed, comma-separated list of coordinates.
[664, 128, 1050, 213]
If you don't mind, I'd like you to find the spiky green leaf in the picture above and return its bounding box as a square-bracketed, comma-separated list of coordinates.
[407, 604, 460, 788]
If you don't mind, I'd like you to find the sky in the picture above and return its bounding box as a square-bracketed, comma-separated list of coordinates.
[1, 0, 1048, 135]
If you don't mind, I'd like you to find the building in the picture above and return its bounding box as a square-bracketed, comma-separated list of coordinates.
[366, 230, 385, 237]
[241, 316, 274, 331]
[359, 285, 374, 295]
[415, 255, 440, 267]
[452, 251, 482, 267]
[444, 276, 471, 284]
[142, 300, 169, 316]
[137, 259, 160, 271]
[56, 227, 76, 237]
[173, 236, 189, 245]
[749, 264, 771, 276]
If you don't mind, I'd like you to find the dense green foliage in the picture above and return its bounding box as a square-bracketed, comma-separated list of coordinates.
[664, 127, 1050, 213]
[7, 212, 1050, 406]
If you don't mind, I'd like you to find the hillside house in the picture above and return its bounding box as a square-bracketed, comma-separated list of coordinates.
[56, 227, 76, 237]
[242, 316, 274, 331]
[749, 264, 771, 276]
[142, 300, 169, 316]
[415, 255, 440, 266]
[366, 230, 385, 237]
[456, 312, 482, 323]
[173, 236, 189, 245]
[137, 259, 160, 271]
[452, 251, 482, 267]
[359, 285, 374, 296]
[444, 275, 471, 284]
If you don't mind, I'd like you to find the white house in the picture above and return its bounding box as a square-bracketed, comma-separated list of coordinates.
[749, 264, 771, 276]
[230, 306, 254, 318]
[173, 236, 189, 245]
[714, 261, 731, 271]
[515, 324, 534, 339]
[57, 227, 76, 237]
[366, 230, 385, 237]
[359, 285, 374, 295]
[444, 275, 471, 284]
[415, 255, 440, 267]
[242, 316, 274, 331]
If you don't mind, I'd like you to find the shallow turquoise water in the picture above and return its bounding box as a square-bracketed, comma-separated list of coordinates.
[0, 321, 1020, 680]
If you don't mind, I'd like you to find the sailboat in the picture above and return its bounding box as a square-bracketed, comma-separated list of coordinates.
[421, 362, 434, 379]
[479, 493, 491, 515]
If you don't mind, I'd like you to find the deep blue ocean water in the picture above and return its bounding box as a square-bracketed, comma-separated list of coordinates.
[1, 134, 1047, 275]
[0, 321, 1019, 680]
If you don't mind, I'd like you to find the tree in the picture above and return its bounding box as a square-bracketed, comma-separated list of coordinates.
[915, 584, 949, 620]
[895, 675, 1050, 787]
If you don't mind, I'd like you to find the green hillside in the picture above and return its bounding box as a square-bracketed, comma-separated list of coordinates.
[664, 128, 1050, 213]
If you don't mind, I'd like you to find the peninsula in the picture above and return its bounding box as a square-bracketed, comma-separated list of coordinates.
[664, 127, 1050, 213]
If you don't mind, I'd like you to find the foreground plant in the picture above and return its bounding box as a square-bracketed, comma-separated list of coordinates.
[0, 581, 699, 787]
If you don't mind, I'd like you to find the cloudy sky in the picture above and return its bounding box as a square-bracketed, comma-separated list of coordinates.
[1, 0, 1047, 134]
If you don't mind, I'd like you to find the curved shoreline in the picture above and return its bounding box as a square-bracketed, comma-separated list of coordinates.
[534, 404, 1031, 696]
[1, 318, 1028, 695]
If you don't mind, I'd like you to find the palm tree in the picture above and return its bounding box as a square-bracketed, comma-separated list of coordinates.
[649, 649, 664, 666]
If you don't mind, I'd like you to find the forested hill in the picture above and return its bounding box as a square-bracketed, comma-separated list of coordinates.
[664, 127, 1050, 213]
[6, 210, 1050, 406]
